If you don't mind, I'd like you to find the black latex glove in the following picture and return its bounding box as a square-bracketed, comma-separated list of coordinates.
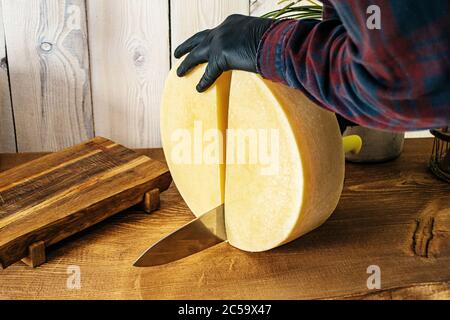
[174, 14, 274, 92]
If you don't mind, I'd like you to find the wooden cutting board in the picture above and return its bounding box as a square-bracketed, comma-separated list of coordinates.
[0, 137, 172, 269]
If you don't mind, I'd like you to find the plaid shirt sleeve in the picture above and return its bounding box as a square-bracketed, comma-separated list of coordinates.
[256, 0, 450, 131]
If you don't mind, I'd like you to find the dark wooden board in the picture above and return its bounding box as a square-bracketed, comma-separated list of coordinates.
[0, 137, 172, 269]
[0, 139, 449, 299]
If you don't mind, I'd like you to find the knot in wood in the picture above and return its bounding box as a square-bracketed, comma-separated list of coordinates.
[40, 42, 53, 52]
[133, 51, 146, 67]
[0, 57, 7, 70]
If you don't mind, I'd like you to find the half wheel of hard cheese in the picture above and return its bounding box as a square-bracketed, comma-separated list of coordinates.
[225, 71, 344, 252]
[161, 64, 344, 252]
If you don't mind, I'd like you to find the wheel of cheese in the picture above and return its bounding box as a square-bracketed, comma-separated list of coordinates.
[161, 63, 345, 252]
[225, 71, 343, 252]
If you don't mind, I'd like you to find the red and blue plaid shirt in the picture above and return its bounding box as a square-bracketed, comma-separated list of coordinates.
[257, 0, 450, 132]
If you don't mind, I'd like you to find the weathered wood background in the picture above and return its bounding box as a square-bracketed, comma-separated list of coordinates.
[0, 0, 429, 153]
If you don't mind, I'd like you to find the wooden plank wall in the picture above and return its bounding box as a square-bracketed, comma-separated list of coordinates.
[0, 0, 430, 152]
[87, 0, 170, 149]
[0, 0, 253, 152]
[2, 0, 93, 152]
[0, 1, 15, 153]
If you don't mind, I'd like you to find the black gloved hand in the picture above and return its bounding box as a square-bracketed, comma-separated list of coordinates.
[174, 14, 274, 92]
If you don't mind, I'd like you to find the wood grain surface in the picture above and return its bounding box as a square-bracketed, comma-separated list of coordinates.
[0, 137, 171, 269]
[2, 0, 93, 152]
[87, 0, 170, 149]
[0, 138, 449, 299]
[0, 1, 16, 153]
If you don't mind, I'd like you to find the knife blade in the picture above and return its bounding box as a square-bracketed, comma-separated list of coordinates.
[133, 204, 226, 267]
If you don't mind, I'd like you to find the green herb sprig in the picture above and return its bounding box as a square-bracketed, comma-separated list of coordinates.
[261, 0, 323, 20]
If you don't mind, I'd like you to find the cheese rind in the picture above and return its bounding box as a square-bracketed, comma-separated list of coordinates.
[224, 72, 344, 251]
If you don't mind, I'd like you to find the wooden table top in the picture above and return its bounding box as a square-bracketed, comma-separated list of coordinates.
[0, 138, 449, 300]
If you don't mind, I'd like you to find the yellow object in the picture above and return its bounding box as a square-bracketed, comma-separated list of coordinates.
[343, 135, 363, 154]
[224, 71, 344, 251]
[161, 63, 358, 252]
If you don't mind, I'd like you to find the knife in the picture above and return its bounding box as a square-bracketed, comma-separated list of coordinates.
[133, 204, 226, 267]
[134, 135, 363, 267]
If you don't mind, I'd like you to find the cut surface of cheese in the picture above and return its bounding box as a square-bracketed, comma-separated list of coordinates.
[224, 72, 344, 252]
[161, 62, 231, 216]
